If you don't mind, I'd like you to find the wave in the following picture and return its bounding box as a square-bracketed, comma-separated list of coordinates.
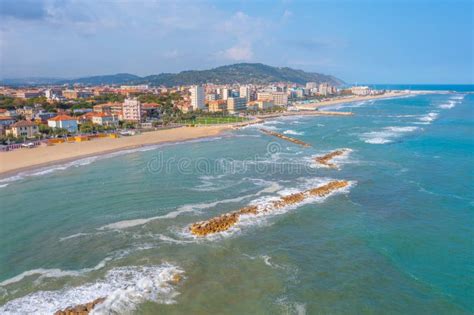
[260, 255, 285, 270]
[438, 94, 464, 109]
[0, 264, 183, 315]
[59, 232, 105, 242]
[417, 112, 439, 124]
[450, 94, 465, 100]
[0, 257, 114, 287]
[360, 126, 420, 144]
[0, 157, 97, 187]
[98, 180, 281, 230]
[438, 100, 457, 109]
[324, 100, 371, 110]
[283, 130, 305, 136]
[276, 296, 307, 315]
[192, 174, 230, 192]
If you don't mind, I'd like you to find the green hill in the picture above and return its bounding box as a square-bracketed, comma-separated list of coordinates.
[140, 63, 344, 86]
[1, 63, 344, 87]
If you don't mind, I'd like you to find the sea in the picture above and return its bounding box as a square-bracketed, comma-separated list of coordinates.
[0, 85, 473, 314]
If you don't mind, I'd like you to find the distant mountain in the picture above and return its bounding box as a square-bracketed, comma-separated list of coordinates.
[0, 77, 65, 86]
[140, 63, 344, 86]
[0, 63, 344, 87]
[60, 73, 141, 85]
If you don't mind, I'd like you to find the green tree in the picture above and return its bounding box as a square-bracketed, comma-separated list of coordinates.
[80, 122, 94, 134]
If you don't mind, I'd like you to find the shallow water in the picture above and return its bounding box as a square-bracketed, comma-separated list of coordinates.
[0, 89, 473, 314]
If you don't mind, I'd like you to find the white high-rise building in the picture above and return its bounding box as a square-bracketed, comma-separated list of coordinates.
[306, 82, 318, 89]
[221, 88, 230, 100]
[239, 86, 250, 101]
[123, 98, 142, 121]
[271, 92, 288, 106]
[190, 85, 205, 109]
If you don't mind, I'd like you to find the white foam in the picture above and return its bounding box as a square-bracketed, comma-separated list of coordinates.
[276, 297, 307, 315]
[192, 174, 230, 192]
[311, 148, 353, 169]
[260, 255, 285, 269]
[0, 157, 98, 186]
[324, 100, 370, 110]
[450, 95, 465, 100]
[0, 257, 113, 287]
[417, 112, 439, 124]
[385, 126, 419, 132]
[59, 232, 102, 242]
[185, 178, 354, 240]
[0, 264, 183, 315]
[364, 137, 392, 144]
[283, 130, 304, 136]
[438, 100, 457, 109]
[360, 126, 420, 144]
[99, 180, 282, 230]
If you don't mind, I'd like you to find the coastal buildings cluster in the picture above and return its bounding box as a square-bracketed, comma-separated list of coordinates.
[0, 81, 382, 143]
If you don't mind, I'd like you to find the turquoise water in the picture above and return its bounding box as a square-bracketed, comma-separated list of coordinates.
[0, 90, 473, 314]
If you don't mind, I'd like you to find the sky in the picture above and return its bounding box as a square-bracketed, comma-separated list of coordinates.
[0, 0, 473, 84]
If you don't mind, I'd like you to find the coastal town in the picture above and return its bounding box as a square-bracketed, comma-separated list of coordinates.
[0, 81, 385, 145]
[0, 79, 410, 177]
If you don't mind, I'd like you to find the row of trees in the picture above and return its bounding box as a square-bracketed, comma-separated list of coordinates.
[0, 125, 71, 145]
[0, 95, 50, 110]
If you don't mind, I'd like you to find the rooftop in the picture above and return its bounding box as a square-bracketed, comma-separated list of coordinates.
[48, 114, 75, 121]
[11, 120, 37, 127]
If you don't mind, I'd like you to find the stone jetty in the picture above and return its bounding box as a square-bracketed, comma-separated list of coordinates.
[260, 129, 311, 147]
[54, 271, 183, 315]
[189, 180, 349, 237]
[315, 149, 349, 168]
[54, 297, 105, 315]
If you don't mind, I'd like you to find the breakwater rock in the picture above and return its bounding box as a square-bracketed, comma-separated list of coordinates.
[189, 180, 349, 237]
[260, 129, 311, 147]
[315, 149, 350, 168]
[54, 297, 105, 315]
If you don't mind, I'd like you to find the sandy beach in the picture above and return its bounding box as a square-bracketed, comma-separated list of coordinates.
[0, 125, 229, 177]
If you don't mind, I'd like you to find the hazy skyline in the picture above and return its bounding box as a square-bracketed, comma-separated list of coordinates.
[1, 0, 473, 83]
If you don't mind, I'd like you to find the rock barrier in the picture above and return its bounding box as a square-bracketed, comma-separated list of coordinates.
[190, 180, 349, 237]
[54, 272, 183, 315]
[260, 129, 311, 147]
[315, 149, 349, 168]
[54, 297, 105, 315]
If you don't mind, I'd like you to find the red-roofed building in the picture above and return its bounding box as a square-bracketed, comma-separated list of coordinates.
[48, 115, 78, 133]
[76, 112, 95, 125]
[91, 112, 118, 126]
[142, 102, 160, 119]
[6, 120, 39, 138]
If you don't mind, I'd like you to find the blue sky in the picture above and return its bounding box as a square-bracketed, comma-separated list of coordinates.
[0, 0, 472, 83]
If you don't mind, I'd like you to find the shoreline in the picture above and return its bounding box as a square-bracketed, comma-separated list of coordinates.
[0, 91, 416, 179]
[0, 125, 230, 179]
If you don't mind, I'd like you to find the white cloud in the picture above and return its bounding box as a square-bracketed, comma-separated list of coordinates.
[220, 42, 254, 61]
[0, 1, 287, 76]
[214, 11, 271, 62]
